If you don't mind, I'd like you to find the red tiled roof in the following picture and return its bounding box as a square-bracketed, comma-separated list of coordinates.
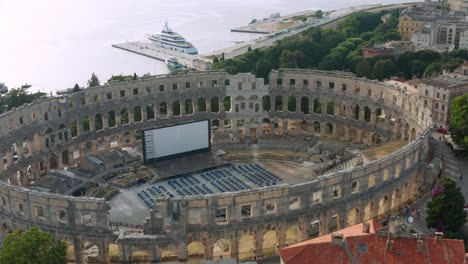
[279, 221, 466, 264]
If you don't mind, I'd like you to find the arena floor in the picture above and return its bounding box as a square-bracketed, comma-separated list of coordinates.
[108, 159, 313, 225]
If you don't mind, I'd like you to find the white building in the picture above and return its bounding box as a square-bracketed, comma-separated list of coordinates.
[411, 25, 433, 48]
[459, 29, 468, 49]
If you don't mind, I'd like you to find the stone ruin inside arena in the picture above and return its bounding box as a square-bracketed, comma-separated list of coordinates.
[0, 69, 442, 263]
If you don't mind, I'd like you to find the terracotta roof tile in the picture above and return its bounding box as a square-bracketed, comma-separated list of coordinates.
[279, 220, 466, 264]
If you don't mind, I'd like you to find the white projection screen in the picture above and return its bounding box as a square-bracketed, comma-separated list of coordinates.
[143, 120, 210, 162]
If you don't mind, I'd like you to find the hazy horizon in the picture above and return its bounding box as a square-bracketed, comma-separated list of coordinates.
[0, 0, 417, 94]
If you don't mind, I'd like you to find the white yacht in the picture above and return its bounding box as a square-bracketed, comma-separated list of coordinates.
[149, 21, 198, 55]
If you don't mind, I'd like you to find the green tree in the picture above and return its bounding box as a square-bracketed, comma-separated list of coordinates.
[426, 177, 467, 233]
[450, 94, 468, 147]
[314, 10, 323, 19]
[72, 83, 81, 93]
[279, 50, 298, 68]
[372, 59, 396, 80]
[424, 63, 442, 77]
[319, 52, 343, 70]
[255, 59, 272, 80]
[133, 72, 138, 80]
[0, 87, 46, 114]
[355, 60, 371, 77]
[410, 59, 427, 78]
[87, 72, 100, 87]
[0, 226, 67, 264]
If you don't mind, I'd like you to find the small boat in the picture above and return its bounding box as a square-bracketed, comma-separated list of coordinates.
[165, 57, 184, 71]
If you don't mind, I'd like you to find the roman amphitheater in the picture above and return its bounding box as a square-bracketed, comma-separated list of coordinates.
[0, 69, 441, 263]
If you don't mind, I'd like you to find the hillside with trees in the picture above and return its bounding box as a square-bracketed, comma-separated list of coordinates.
[213, 10, 468, 81]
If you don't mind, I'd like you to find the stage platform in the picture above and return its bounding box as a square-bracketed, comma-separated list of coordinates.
[146, 152, 228, 182]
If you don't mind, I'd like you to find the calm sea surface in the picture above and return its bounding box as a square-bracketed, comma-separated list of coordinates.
[0, 0, 413, 94]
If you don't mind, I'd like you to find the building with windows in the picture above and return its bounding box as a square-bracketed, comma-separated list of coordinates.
[398, 3, 465, 41]
[419, 75, 468, 129]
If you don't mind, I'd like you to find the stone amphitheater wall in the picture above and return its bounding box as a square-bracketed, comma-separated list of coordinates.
[0, 69, 437, 263]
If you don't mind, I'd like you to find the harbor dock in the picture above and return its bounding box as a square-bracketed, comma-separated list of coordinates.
[112, 42, 212, 71]
[113, 3, 416, 70]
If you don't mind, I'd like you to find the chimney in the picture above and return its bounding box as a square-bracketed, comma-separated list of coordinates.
[435, 232, 444, 241]
[362, 222, 370, 233]
[331, 233, 344, 246]
[386, 239, 394, 251]
[416, 239, 424, 252]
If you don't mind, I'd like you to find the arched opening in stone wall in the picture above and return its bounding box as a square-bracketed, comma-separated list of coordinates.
[212, 119, 220, 130]
[313, 98, 322, 114]
[328, 215, 339, 232]
[313, 121, 321, 134]
[146, 104, 155, 120]
[187, 241, 205, 259]
[83, 241, 100, 263]
[308, 220, 320, 238]
[403, 123, 410, 141]
[197, 98, 206, 112]
[70, 120, 78, 138]
[213, 239, 231, 260]
[275, 96, 283, 112]
[326, 99, 334, 115]
[368, 174, 376, 188]
[325, 123, 333, 137]
[364, 202, 374, 221]
[395, 164, 401, 178]
[172, 101, 180, 116]
[262, 95, 271, 112]
[301, 96, 309, 114]
[39, 159, 47, 176]
[49, 153, 59, 169]
[22, 141, 31, 157]
[185, 99, 194, 115]
[262, 230, 278, 257]
[285, 224, 301, 246]
[64, 241, 75, 263]
[224, 96, 231, 112]
[376, 108, 384, 125]
[224, 119, 232, 129]
[134, 106, 142, 122]
[108, 111, 116, 127]
[371, 133, 383, 145]
[82, 117, 90, 132]
[61, 150, 69, 165]
[238, 234, 255, 261]
[383, 169, 389, 182]
[410, 127, 416, 141]
[95, 114, 103, 131]
[211, 97, 220, 113]
[391, 189, 401, 213]
[131, 250, 150, 263]
[378, 195, 389, 218]
[288, 96, 296, 112]
[347, 208, 360, 226]
[120, 108, 129, 125]
[364, 106, 371, 122]
[352, 104, 360, 120]
[159, 102, 168, 117]
[108, 244, 120, 263]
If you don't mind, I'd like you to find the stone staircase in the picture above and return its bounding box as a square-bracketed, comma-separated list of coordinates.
[321, 154, 363, 175]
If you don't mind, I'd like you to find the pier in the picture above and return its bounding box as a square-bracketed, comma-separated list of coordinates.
[112, 42, 212, 71]
[113, 3, 416, 70]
